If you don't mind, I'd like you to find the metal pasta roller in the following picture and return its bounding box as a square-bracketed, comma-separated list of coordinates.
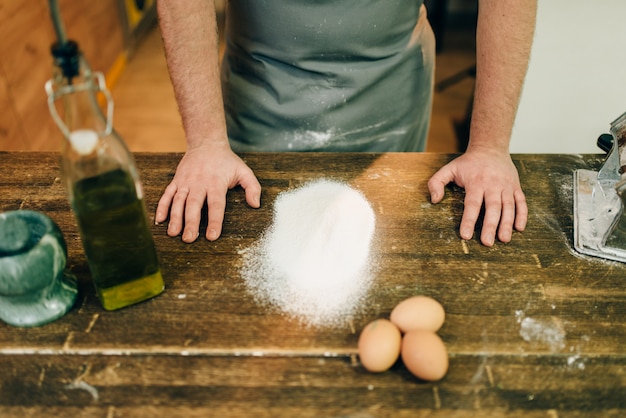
[574, 111, 626, 262]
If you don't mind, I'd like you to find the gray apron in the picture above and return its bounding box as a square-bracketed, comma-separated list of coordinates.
[222, 0, 435, 152]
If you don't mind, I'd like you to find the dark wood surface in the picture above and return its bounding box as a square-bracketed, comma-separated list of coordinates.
[0, 152, 624, 417]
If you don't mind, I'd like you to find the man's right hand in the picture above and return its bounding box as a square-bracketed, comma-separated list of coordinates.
[155, 142, 262, 243]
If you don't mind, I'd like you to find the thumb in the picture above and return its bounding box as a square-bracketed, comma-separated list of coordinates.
[427, 165, 455, 204]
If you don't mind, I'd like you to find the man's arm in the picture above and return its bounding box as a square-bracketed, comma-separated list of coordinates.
[155, 0, 261, 243]
[428, 0, 536, 246]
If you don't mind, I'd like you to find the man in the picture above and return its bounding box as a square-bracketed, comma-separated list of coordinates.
[155, 0, 535, 247]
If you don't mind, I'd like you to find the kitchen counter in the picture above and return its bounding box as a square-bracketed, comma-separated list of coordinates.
[0, 152, 624, 417]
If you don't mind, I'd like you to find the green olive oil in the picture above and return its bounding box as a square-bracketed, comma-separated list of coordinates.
[72, 168, 163, 310]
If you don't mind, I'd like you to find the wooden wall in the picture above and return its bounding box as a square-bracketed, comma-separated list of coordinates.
[0, 0, 124, 151]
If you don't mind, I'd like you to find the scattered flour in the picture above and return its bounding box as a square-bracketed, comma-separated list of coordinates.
[567, 354, 586, 370]
[285, 129, 335, 150]
[515, 310, 566, 352]
[240, 179, 377, 327]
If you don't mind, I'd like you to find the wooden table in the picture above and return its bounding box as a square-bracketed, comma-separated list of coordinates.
[0, 152, 624, 417]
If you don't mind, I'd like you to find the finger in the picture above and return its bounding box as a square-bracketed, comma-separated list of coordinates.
[205, 189, 227, 241]
[427, 166, 455, 204]
[514, 189, 528, 231]
[181, 191, 206, 243]
[155, 183, 177, 223]
[167, 187, 189, 237]
[479, 192, 502, 247]
[240, 171, 262, 208]
[459, 190, 483, 241]
[497, 192, 516, 243]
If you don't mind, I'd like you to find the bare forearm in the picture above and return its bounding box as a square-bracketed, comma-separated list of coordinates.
[469, 0, 537, 153]
[157, 0, 227, 148]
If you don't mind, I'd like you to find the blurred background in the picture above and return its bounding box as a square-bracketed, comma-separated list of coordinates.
[0, 0, 476, 153]
[1, 0, 624, 154]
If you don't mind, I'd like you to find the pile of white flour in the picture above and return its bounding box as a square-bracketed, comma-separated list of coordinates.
[240, 179, 377, 327]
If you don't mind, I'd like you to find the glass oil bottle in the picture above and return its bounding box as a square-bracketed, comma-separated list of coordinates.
[45, 41, 164, 310]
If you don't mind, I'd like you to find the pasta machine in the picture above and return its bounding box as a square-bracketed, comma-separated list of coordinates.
[574, 111, 626, 262]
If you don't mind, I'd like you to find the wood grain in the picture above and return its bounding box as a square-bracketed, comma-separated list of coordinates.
[0, 152, 624, 417]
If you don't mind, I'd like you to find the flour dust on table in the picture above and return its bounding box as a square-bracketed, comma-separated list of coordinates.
[240, 179, 377, 327]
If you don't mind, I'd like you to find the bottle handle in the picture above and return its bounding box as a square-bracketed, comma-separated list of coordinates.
[45, 72, 114, 139]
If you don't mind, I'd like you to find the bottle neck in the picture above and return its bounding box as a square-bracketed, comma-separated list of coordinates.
[48, 61, 113, 143]
[47, 43, 140, 204]
[47, 59, 128, 184]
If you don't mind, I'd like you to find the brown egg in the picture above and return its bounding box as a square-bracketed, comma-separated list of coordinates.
[401, 330, 448, 381]
[357, 319, 402, 372]
[390, 296, 445, 333]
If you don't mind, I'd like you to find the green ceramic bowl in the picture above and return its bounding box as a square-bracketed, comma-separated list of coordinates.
[0, 210, 77, 327]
